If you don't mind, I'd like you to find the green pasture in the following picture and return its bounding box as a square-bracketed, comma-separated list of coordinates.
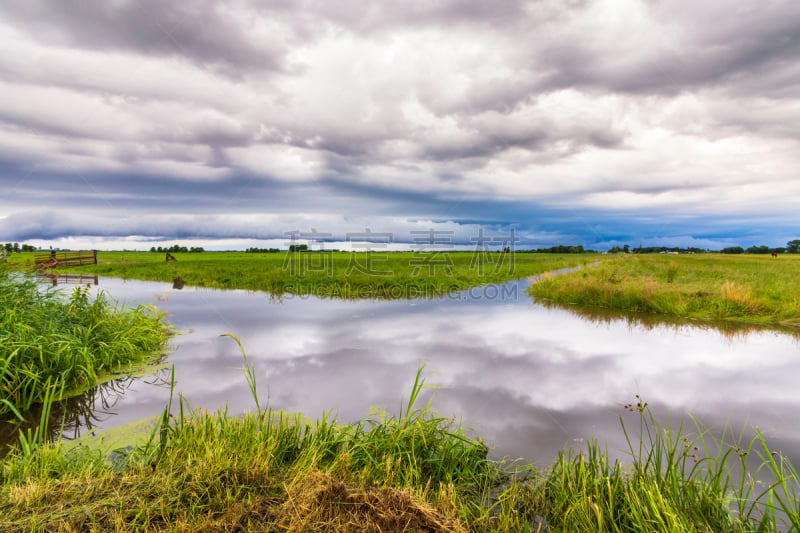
[530, 253, 800, 329]
[10, 250, 600, 299]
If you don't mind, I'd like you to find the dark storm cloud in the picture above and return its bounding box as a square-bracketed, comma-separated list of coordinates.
[310, 0, 532, 34]
[422, 120, 626, 162]
[0, 160, 788, 250]
[0, 0, 290, 73]
[532, 1, 800, 96]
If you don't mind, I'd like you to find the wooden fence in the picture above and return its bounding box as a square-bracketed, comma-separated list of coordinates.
[35, 250, 98, 269]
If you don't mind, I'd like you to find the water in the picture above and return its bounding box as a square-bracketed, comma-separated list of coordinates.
[4, 277, 800, 468]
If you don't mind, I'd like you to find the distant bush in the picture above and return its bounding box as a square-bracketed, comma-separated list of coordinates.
[746, 245, 770, 254]
[519, 245, 590, 253]
[150, 245, 204, 253]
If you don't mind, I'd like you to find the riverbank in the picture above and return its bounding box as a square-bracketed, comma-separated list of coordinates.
[0, 265, 169, 419]
[529, 254, 800, 330]
[2, 364, 798, 531]
[9, 251, 600, 299]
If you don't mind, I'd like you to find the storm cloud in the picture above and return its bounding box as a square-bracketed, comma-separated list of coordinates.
[0, 0, 798, 249]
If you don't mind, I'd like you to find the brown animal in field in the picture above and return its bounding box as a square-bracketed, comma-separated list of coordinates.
[771, 251, 778, 258]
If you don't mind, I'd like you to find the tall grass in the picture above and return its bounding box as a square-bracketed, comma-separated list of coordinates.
[543, 399, 800, 531]
[2, 337, 798, 530]
[0, 265, 168, 420]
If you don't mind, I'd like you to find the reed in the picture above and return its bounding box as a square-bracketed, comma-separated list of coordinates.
[0, 265, 168, 419]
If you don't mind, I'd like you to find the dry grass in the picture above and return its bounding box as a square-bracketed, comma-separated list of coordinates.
[279, 469, 466, 532]
[720, 280, 762, 313]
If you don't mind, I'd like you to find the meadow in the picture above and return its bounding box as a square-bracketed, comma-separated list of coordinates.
[0, 264, 168, 421]
[529, 253, 800, 330]
[1, 354, 798, 532]
[10, 250, 601, 299]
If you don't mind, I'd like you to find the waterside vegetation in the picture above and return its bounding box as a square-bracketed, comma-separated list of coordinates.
[529, 254, 800, 330]
[0, 265, 168, 420]
[1, 353, 798, 532]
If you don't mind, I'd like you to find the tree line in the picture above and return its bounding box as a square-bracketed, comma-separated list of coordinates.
[632, 240, 800, 254]
[3, 240, 800, 255]
[720, 241, 799, 254]
[523, 240, 800, 254]
[1, 243, 37, 253]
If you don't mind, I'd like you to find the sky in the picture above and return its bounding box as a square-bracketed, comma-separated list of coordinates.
[0, 0, 799, 251]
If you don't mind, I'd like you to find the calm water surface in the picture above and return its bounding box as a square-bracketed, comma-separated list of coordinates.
[4, 277, 799, 467]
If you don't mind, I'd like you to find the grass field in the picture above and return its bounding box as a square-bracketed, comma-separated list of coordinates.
[8, 250, 600, 298]
[2, 358, 798, 532]
[0, 264, 168, 420]
[529, 254, 800, 330]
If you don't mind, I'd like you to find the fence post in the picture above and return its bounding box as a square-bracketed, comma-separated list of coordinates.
[93, 250, 98, 264]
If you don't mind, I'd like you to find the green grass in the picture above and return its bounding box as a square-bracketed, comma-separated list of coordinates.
[9, 251, 600, 299]
[2, 341, 798, 532]
[0, 264, 169, 420]
[529, 254, 800, 330]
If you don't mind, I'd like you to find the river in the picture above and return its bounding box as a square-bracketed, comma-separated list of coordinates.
[3, 276, 799, 468]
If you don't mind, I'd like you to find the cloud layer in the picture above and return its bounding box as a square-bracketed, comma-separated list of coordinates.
[1, 0, 799, 248]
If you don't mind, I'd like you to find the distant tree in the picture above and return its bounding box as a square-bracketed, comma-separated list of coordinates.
[623, 244, 630, 253]
[746, 245, 770, 254]
[721, 246, 744, 254]
[289, 244, 308, 252]
[21, 244, 36, 252]
[150, 246, 156, 252]
[4, 243, 13, 253]
[787, 240, 800, 254]
[12, 242, 20, 253]
[166, 244, 189, 253]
